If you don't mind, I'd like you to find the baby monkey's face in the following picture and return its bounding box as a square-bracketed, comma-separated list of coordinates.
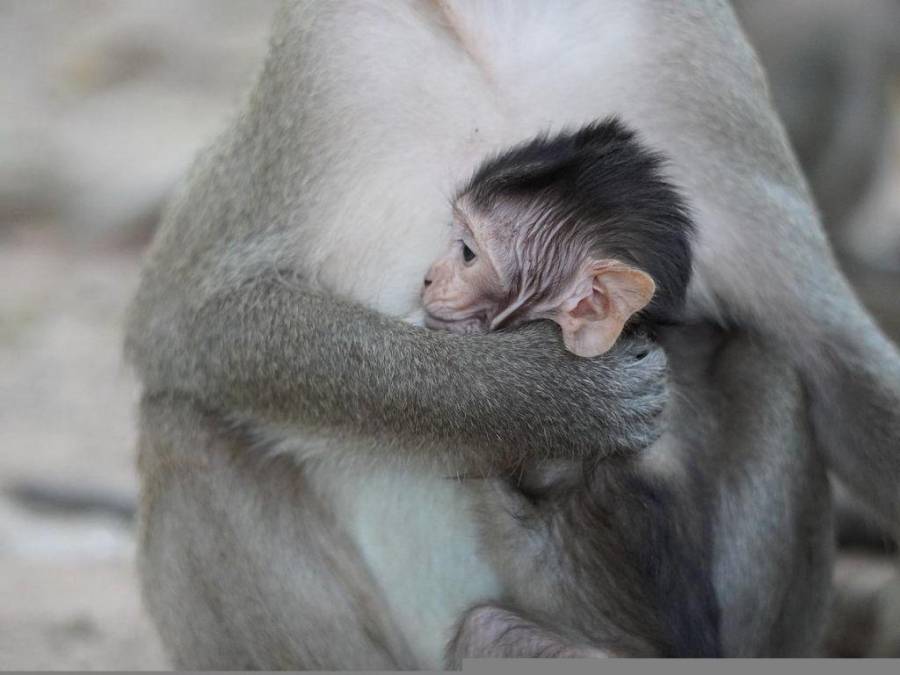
[421, 207, 507, 335]
[422, 199, 657, 357]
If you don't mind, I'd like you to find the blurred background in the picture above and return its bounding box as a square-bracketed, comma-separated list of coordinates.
[0, 0, 898, 668]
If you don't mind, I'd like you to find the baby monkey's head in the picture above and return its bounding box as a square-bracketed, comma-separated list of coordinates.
[422, 117, 694, 357]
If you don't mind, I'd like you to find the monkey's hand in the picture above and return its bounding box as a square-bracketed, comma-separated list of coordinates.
[481, 321, 668, 464]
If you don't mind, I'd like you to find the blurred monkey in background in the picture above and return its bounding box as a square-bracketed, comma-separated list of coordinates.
[733, 0, 900, 268]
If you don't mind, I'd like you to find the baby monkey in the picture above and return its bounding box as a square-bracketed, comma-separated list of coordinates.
[425, 120, 718, 660]
[422, 117, 693, 356]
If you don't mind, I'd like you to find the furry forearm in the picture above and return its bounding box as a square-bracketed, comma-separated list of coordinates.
[129, 273, 667, 466]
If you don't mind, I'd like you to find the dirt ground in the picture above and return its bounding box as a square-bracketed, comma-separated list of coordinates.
[0, 236, 167, 669]
[0, 2, 277, 666]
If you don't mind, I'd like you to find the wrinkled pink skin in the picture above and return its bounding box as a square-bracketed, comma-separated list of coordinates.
[421, 199, 655, 357]
[421, 206, 508, 333]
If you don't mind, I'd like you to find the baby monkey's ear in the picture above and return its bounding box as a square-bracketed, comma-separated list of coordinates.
[554, 260, 655, 357]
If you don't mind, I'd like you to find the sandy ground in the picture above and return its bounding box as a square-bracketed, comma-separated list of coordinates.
[0, 2, 276, 666]
[0, 236, 168, 669]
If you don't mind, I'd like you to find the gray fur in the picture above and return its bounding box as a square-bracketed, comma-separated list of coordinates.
[125, 0, 894, 668]
[127, 273, 667, 469]
[447, 326, 832, 662]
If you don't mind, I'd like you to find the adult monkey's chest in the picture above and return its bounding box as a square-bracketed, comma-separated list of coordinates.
[314, 461, 503, 668]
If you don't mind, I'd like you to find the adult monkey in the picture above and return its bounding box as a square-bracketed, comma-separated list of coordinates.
[126, 0, 898, 668]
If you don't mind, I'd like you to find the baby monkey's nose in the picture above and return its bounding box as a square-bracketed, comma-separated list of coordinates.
[423, 276, 433, 287]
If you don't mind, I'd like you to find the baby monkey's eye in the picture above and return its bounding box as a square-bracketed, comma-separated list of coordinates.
[461, 242, 476, 263]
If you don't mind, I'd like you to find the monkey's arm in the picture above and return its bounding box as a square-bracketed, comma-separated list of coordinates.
[127, 272, 667, 468]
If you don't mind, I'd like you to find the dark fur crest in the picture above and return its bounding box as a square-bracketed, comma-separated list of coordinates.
[463, 117, 695, 323]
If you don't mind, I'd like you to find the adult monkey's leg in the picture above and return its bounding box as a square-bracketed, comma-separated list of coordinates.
[137, 395, 418, 669]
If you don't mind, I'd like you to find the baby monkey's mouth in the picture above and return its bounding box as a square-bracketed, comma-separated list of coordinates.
[423, 311, 489, 335]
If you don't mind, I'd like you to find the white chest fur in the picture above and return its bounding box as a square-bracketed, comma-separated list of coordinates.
[320, 463, 502, 668]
